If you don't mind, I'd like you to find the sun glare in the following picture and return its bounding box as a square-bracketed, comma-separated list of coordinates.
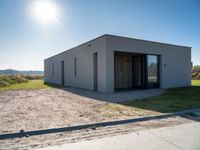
[31, 0, 59, 25]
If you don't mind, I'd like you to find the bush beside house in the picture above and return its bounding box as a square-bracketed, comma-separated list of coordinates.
[0, 75, 44, 87]
[192, 66, 200, 80]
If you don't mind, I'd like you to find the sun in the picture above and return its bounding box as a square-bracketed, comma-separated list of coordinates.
[31, 0, 59, 25]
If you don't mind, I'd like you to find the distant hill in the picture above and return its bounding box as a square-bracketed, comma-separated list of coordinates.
[0, 69, 44, 75]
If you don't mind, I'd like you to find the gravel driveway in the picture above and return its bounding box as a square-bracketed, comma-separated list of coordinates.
[0, 87, 164, 133]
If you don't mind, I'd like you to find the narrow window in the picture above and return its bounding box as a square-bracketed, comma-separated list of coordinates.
[52, 63, 54, 77]
[93, 53, 98, 91]
[61, 60, 65, 85]
[74, 57, 77, 77]
[147, 55, 159, 88]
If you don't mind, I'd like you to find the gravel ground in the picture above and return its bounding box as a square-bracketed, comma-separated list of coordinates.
[0, 87, 172, 149]
[0, 88, 164, 133]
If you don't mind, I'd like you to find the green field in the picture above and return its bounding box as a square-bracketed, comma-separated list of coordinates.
[192, 80, 200, 86]
[0, 80, 50, 92]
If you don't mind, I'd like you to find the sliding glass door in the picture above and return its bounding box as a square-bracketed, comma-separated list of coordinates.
[147, 55, 159, 88]
[114, 52, 160, 91]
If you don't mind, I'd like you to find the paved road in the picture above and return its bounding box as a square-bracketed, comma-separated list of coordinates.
[39, 122, 200, 150]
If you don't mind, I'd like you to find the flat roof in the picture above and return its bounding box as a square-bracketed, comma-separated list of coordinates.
[105, 34, 191, 49]
[45, 34, 191, 60]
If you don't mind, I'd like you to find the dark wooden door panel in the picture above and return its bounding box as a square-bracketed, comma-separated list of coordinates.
[115, 54, 132, 89]
[114, 55, 121, 89]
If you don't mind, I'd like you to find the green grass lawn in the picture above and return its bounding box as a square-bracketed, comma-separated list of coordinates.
[192, 80, 200, 86]
[121, 80, 200, 113]
[0, 80, 51, 92]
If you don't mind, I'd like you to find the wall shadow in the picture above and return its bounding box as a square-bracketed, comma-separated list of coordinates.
[50, 85, 165, 103]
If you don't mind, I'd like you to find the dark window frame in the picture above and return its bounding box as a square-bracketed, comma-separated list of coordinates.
[146, 54, 160, 88]
[74, 57, 77, 77]
[52, 63, 54, 78]
[61, 60, 65, 85]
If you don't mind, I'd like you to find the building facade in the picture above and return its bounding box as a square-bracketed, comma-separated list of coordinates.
[44, 34, 191, 93]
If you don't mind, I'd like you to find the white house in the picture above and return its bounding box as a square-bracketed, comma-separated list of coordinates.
[44, 34, 191, 93]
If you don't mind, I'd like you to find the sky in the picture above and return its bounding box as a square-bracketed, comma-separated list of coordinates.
[0, 0, 199, 71]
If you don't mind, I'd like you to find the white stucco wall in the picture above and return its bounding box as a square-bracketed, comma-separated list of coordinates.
[105, 35, 191, 92]
[44, 35, 108, 92]
[44, 34, 191, 93]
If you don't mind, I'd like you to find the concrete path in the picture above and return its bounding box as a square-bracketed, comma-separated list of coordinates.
[39, 122, 200, 150]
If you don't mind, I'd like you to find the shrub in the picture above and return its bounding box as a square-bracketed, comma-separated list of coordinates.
[23, 74, 44, 80]
[192, 66, 200, 80]
[0, 75, 28, 87]
[0, 74, 45, 88]
[7, 75, 28, 84]
[0, 81, 10, 87]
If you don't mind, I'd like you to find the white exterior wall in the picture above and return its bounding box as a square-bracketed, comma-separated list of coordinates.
[105, 35, 191, 92]
[44, 36, 108, 92]
[44, 34, 191, 93]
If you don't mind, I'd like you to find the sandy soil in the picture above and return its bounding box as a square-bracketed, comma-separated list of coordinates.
[0, 88, 191, 150]
[0, 88, 163, 133]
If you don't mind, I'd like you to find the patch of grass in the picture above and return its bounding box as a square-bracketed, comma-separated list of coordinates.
[104, 103, 126, 112]
[192, 80, 200, 86]
[0, 80, 51, 92]
[44, 82, 63, 88]
[93, 108, 102, 114]
[122, 86, 200, 113]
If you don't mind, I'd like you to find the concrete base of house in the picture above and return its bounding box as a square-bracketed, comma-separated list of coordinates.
[57, 86, 165, 103]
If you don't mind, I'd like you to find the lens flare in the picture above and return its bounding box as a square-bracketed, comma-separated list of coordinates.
[31, 0, 59, 25]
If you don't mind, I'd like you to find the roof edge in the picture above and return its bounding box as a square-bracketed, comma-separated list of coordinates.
[44, 34, 107, 60]
[104, 34, 192, 49]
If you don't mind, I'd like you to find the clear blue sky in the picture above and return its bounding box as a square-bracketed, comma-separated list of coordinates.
[0, 0, 199, 70]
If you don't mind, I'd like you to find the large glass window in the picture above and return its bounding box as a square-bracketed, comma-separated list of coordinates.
[147, 55, 159, 88]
